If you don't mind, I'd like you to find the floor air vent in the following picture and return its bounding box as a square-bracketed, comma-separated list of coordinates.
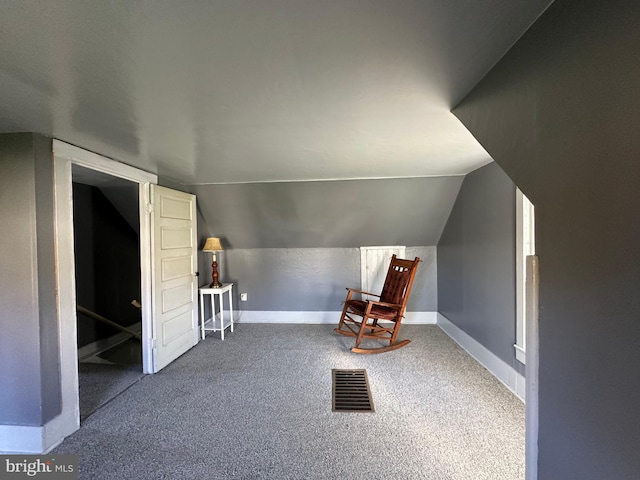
[332, 369, 374, 412]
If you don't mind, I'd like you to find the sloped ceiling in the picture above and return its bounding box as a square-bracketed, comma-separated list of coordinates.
[195, 176, 464, 248]
[0, 0, 552, 185]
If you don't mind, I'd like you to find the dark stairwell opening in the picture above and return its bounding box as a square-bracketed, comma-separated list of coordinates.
[72, 177, 144, 420]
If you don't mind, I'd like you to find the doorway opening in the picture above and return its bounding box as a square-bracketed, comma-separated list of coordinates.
[71, 165, 144, 420]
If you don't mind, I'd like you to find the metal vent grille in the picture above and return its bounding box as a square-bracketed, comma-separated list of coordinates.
[332, 369, 374, 412]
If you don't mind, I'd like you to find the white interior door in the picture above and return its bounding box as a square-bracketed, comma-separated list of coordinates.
[151, 185, 198, 372]
[360, 246, 406, 295]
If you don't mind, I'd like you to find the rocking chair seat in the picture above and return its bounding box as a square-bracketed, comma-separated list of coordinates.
[345, 300, 399, 320]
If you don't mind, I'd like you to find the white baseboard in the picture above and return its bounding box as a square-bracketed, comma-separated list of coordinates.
[437, 313, 525, 402]
[236, 311, 336, 324]
[0, 409, 79, 454]
[404, 312, 438, 324]
[235, 311, 437, 325]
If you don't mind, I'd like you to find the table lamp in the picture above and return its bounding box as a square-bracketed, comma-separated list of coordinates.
[202, 237, 224, 288]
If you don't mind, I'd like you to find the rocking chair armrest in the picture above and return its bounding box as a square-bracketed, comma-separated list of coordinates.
[365, 299, 402, 310]
[346, 288, 380, 297]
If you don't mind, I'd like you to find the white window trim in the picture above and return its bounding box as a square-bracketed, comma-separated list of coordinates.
[515, 189, 535, 364]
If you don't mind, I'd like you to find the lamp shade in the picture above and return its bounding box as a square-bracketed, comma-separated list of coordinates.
[202, 237, 223, 252]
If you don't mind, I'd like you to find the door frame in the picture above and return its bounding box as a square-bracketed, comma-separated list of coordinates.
[53, 140, 157, 441]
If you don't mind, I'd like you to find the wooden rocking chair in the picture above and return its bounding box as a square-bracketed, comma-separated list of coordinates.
[334, 255, 420, 354]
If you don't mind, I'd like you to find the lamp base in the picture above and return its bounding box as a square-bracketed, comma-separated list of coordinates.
[210, 257, 222, 289]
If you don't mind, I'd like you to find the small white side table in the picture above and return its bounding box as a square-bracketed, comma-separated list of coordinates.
[198, 283, 234, 340]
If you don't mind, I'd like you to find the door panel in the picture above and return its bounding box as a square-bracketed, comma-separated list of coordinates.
[151, 185, 198, 372]
[160, 227, 192, 249]
[162, 284, 193, 312]
[161, 256, 192, 281]
[360, 246, 406, 295]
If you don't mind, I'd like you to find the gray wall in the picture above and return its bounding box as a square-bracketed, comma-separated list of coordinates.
[437, 162, 517, 367]
[195, 177, 445, 313]
[0, 133, 61, 426]
[454, 1, 640, 478]
[199, 246, 436, 312]
[193, 176, 463, 249]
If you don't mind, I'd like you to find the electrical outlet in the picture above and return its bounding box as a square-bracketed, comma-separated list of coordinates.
[240, 293, 248, 301]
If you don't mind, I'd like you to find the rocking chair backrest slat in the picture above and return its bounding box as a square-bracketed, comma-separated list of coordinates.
[379, 255, 420, 310]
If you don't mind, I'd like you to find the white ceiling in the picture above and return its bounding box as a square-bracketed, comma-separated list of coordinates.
[0, 0, 552, 185]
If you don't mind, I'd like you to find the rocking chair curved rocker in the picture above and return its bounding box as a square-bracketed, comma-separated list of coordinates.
[334, 255, 420, 354]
